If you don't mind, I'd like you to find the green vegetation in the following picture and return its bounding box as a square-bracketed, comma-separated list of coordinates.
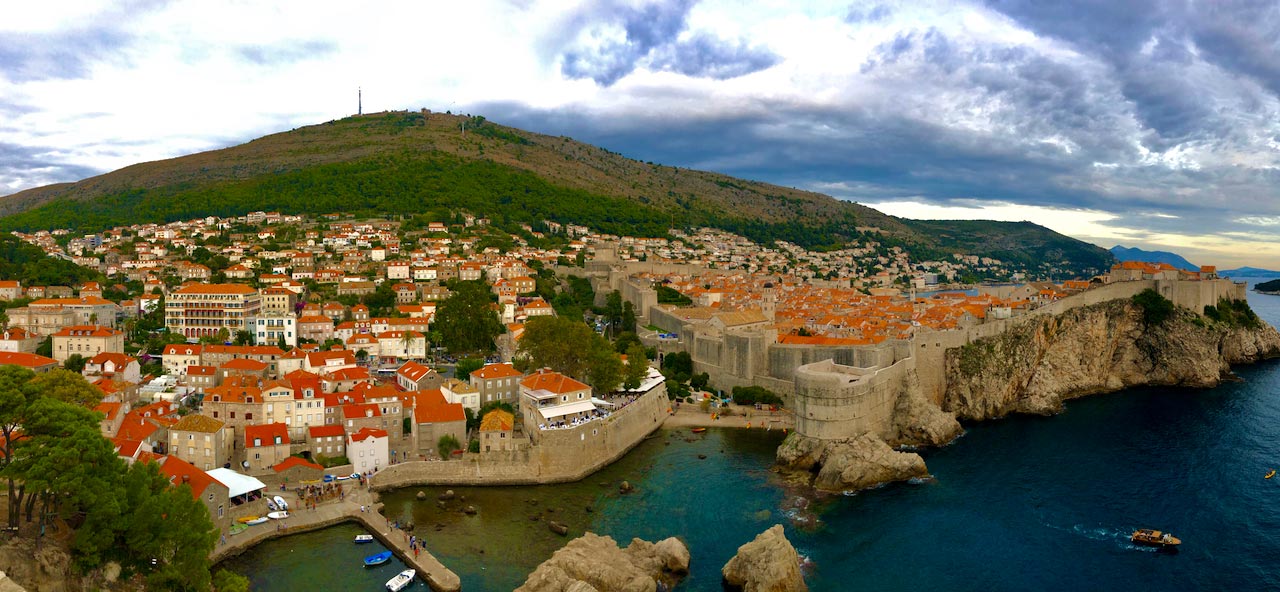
[433, 280, 503, 354]
[655, 285, 692, 305]
[0, 234, 100, 286]
[437, 434, 462, 459]
[0, 112, 1115, 276]
[1203, 298, 1261, 328]
[1255, 278, 1280, 293]
[0, 367, 216, 589]
[454, 357, 485, 382]
[622, 343, 649, 390]
[313, 454, 350, 468]
[731, 385, 784, 407]
[660, 351, 693, 383]
[1132, 289, 1175, 326]
[516, 315, 623, 393]
[212, 569, 250, 592]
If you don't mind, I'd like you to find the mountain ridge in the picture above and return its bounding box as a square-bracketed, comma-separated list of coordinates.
[0, 110, 1113, 277]
[1109, 245, 1197, 271]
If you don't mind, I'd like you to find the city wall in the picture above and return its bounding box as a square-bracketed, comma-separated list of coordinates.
[369, 381, 668, 490]
[792, 356, 914, 441]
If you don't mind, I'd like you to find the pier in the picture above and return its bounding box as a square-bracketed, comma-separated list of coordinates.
[210, 481, 461, 592]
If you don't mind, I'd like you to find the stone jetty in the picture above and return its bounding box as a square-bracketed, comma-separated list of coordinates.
[210, 480, 461, 592]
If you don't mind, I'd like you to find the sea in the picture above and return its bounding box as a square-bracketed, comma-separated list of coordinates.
[222, 279, 1280, 591]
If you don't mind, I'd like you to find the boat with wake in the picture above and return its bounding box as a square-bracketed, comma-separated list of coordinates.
[1131, 529, 1181, 550]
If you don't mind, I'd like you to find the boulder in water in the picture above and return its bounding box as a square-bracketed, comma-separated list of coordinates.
[619, 481, 633, 494]
[438, 489, 455, 501]
[548, 521, 569, 536]
[721, 525, 807, 592]
[416, 491, 427, 501]
[516, 532, 689, 592]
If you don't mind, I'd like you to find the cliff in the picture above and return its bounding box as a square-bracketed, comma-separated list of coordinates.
[944, 299, 1280, 420]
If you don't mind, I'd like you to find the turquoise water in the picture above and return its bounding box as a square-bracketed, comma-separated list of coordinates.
[226, 281, 1280, 590]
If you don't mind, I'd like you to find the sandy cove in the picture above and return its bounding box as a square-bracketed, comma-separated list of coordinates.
[661, 401, 796, 431]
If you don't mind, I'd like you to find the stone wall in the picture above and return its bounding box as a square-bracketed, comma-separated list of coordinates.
[792, 356, 913, 440]
[370, 381, 668, 489]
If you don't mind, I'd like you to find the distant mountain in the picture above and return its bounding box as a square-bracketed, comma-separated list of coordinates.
[0, 110, 1114, 277]
[1220, 267, 1280, 278]
[1109, 245, 1197, 271]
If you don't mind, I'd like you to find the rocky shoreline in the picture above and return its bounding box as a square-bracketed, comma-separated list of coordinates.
[517, 525, 808, 592]
[776, 297, 1280, 494]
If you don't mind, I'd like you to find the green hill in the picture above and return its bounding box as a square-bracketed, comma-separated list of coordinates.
[0, 110, 1113, 277]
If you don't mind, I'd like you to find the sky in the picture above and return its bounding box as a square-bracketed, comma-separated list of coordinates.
[3, 1, 1280, 269]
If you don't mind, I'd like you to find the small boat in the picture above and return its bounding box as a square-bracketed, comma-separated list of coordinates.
[1131, 529, 1181, 550]
[267, 511, 289, 520]
[229, 523, 248, 536]
[236, 515, 260, 524]
[266, 499, 278, 512]
[385, 569, 416, 591]
[1267, 469, 1276, 479]
[354, 534, 375, 544]
[691, 427, 707, 434]
[273, 495, 289, 510]
[364, 551, 393, 567]
[245, 517, 269, 526]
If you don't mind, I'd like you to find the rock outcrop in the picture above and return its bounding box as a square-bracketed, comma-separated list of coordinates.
[887, 372, 963, 447]
[945, 300, 1280, 421]
[516, 532, 689, 592]
[776, 432, 926, 493]
[721, 525, 807, 592]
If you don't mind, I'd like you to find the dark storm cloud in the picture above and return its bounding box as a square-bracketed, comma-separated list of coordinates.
[0, 28, 134, 82]
[235, 40, 338, 66]
[557, 0, 779, 85]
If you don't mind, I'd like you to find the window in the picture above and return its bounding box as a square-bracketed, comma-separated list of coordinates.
[188, 447, 194, 456]
[253, 438, 261, 447]
[187, 434, 194, 440]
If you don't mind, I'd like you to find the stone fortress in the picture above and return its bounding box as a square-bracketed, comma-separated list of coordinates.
[577, 249, 1250, 447]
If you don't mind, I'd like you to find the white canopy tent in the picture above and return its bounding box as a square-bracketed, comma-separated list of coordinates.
[207, 468, 267, 499]
[538, 400, 599, 422]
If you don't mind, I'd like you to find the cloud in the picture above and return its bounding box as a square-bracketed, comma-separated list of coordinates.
[556, 0, 778, 85]
[0, 141, 101, 193]
[0, 27, 134, 82]
[234, 39, 338, 66]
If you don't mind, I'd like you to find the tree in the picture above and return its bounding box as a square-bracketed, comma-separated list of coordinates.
[455, 357, 485, 382]
[661, 351, 693, 383]
[213, 569, 250, 592]
[614, 331, 643, 354]
[622, 343, 649, 390]
[604, 291, 623, 337]
[437, 434, 462, 459]
[621, 301, 636, 334]
[62, 354, 88, 374]
[363, 281, 396, 316]
[434, 280, 503, 353]
[518, 316, 623, 393]
[355, 349, 369, 362]
[234, 330, 253, 346]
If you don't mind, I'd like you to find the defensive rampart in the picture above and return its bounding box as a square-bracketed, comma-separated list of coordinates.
[369, 380, 667, 490]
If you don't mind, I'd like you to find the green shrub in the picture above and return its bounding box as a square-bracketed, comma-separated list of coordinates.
[731, 385, 783, 406]
[437, 434, 462, 459]
[1132, 289, 1175, 326]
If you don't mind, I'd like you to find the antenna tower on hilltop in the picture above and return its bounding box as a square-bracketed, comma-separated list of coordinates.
[358, 87, 362, 115]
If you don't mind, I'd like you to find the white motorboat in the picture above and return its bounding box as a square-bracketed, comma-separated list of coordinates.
[385, 569, 416, 591]
[354, 534, 375, 544]
[245, 516, 269, 526]
[273, 495, 289, 510]
[267, 511, 289, 520]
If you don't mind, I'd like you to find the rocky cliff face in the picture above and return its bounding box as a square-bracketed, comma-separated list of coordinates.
[721, 525, 808, 592]
[944, 300, 1280, 420]
[516, 532, 689, 592]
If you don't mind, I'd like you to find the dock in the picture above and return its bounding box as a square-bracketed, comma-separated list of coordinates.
[210, 481, 461, 592]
